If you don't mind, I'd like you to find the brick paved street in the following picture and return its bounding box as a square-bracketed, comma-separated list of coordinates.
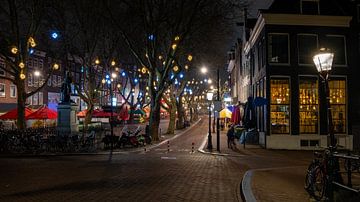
[0, 119, 245, 202]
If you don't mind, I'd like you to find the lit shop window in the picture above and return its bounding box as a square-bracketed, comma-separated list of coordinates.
[299, 78, 318, 134]
[329, 79, 346, 133]
[270, 78, 290, 134]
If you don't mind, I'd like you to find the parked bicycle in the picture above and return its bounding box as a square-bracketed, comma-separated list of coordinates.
[304, 146, 343, 201]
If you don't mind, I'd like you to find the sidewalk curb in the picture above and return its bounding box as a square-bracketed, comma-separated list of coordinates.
[241, 170, 257, 202]
[0, 119, 202, 158]
[240, 165, 307, 202]
[197, 133, 245, 157]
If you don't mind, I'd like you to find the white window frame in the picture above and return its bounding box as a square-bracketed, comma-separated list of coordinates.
[52, 75, 57, 86]
[33, 93, 38, 105]
[268, 33, 290, 66]
[33, 58, 38, 68]
[297, 34, 318, 66]
[0, 83, 5, 97]
[38, 59, 44, 69]
[57, 75, 62, 87]
[28, 73, 33, 86]
[38, 92, 43, 105]
[10, 84, 16, 98]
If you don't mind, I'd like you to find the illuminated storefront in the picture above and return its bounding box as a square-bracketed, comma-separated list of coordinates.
[270, 78, 290, 134]
[299, 77, 318, 134]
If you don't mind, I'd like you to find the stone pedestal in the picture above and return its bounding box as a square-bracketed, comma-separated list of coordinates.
[57, 103, 79, 135]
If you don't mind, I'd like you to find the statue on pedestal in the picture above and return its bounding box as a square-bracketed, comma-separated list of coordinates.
[60, 71, 73, 104]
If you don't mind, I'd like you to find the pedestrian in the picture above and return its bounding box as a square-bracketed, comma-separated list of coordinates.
[227, 124, 235, 149]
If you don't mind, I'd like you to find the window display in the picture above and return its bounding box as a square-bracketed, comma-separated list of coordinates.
[299, 78, 318, 134]
[270, 78, 290, 134]
[329, 79, 346, 133]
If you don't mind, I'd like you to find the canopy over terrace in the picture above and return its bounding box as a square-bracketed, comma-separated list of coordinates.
[0, 107, 33, 120]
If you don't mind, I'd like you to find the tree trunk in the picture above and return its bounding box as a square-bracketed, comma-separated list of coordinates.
[190, 107, 193, 122]
[129, 95, 135, 124]
[84, 103, 94, 131]
[166, 97, 177, 135]
[149, 96, 161, 141]
[193, 106, 199, 121]
[176, 98, 185, 130]
[16, 81, 26, 130]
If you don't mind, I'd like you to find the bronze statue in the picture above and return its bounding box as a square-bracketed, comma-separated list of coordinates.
[60, 71, 72, 103]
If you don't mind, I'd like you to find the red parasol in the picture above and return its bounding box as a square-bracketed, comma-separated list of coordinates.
[119, 106, 129, 121]
[0, 107, 33, 120]
[27, 106, 58, 120]
[93, 110, 119, 118]
[231, 106, 241, 125]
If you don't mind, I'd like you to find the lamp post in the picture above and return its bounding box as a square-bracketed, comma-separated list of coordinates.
[313, 49, 335, 147]
[206, 92, 213, 150]
[201, 66, 221, 152]
[103, 72, 115, 149]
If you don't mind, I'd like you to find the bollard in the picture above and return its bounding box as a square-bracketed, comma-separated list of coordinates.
[167, 140, 170, 152]
[144, 147, 147, 152]
[191, 142, 195, 153]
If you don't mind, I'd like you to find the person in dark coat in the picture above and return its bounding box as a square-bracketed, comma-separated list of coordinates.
[227, 125, 235, 149]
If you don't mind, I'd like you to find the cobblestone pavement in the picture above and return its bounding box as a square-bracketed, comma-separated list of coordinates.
[0, 118, 245, 202]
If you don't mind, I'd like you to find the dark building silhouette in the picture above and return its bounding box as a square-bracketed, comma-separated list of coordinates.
[228, 0, 360, 150]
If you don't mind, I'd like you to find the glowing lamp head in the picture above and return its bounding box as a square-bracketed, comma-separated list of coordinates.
[95, 59, 100, 65]
[173, 65, 179, 72]
[201, 67, 208, 74]
[111, 60, 116, 66]
[101, 78, 106, 84]
[206, 92, 213, 101]
[172, 44, 177, 50]
[34, 70, 40, 77]
[174, 36, 180, 41]
[185, 65, 189, 70]
[111, 72, 117, 78]
[313, 49, 334, 73]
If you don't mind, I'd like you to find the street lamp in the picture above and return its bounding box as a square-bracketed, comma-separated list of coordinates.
[206, 92, 214, 150]
[313, 48, 335, 147]
[201, 66, 221, 152]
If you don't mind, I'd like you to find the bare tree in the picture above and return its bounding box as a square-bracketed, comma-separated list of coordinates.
[0, 0, 58, 129]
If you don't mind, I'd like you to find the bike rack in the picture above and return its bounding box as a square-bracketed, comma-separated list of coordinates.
[333, 152, 360, 193]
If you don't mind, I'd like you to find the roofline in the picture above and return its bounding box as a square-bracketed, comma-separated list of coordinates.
[244, 13, 352, 55]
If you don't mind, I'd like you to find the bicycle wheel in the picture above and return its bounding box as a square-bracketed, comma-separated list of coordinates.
[312, 166, 326, 201]
[305, 160, 319, 191]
